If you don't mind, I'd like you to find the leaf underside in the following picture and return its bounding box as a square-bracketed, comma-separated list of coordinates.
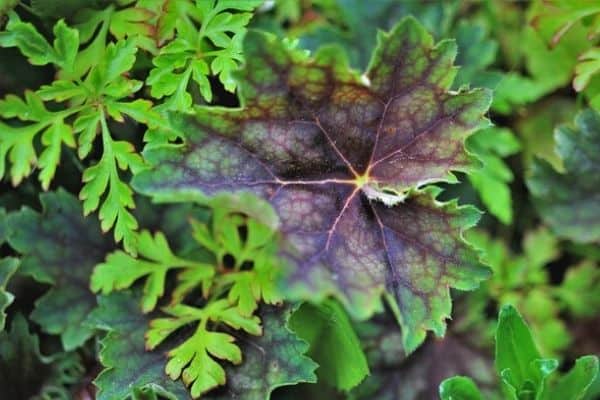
[134, 18, 492, 351]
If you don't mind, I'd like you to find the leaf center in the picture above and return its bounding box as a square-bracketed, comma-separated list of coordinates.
[354, 172, 371, 188]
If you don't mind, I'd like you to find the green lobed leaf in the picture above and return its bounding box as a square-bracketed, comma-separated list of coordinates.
[71, 36, 162, 254]
[134, 17, 492, 353]
[492, 24, 590, 114]
[0, 90, 75, 188]
[148, 0, 262, 107]
[87, 291, 191, 400]
[0, 11, 57, 65]
[38, 119, 76, 190]
[191, 197, 283, 316]
[574, 47, 600, 92]
[207, 305, 317, 400]
[94, 198, 286, 397]
[529, 0, 600, 46]
[557, 261, 600, 317]
[0, 12, 161, 254]
[527, 109, 600, 243]
[92, 230, 212, 312]
[145, 300, 262, 398]
[5, 189, 112, 350]
[467, 127, 521, 224]
[289, 299, 368, 391]
[68, 2, 157, 78]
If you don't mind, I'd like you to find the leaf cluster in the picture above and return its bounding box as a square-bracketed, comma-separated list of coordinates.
[0, 0, 261, 254]
[1, 1, 600, 399]
[462, 228, 600, 356]
[91, 196, 290, 397]
[440, 305, 599, 400]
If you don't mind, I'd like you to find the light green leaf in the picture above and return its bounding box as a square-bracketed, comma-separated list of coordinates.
[37, 79, 85, 102]
[493, 25, 589, 113]
[543, 356, 599, 400]
[289, 300, 369, 391]
[529, 0, 600, 45]
[0, 11, 57, 65]
[0, 122, 39, 185]
[108, 99, 164, 130]
[38, 119, 75, 190]
[52, 19, 79, 74]
[439, 376, 484, 400]
[495, 305, 558, 398]
[92, 230, 211, 312]
[148, 0, 261, 106]
[468, 127, 521, 224]
[208, 305, 317, 400]
[574, 47, 600, 92]
[146, 299, 261, 398]
[557, 261, 600, 317]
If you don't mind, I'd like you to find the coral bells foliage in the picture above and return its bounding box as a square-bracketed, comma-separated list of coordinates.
[3, 1, 600, 399]
[134, 17, 492, 351]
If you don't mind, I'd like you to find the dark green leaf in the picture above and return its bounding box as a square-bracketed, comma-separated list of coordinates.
[5, 189, 112, 350]
[528, 109, 600, 243]
[295, 0, 458, 70]
[453, 21, 502, 90]
[0, 314, 83, 399]
[87, 291, 190, 400]
[0, 257, 18, 331]
[208, 305, 317, 400]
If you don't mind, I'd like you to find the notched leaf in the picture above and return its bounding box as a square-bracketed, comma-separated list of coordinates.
[87, 291, 190, 400]
[208, 305, 317, 400]
[5, 189, 112, 350]
[134, 18, 492, 351]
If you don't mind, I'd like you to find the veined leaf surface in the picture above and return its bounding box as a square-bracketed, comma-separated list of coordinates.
[134, 18, 492, 351]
